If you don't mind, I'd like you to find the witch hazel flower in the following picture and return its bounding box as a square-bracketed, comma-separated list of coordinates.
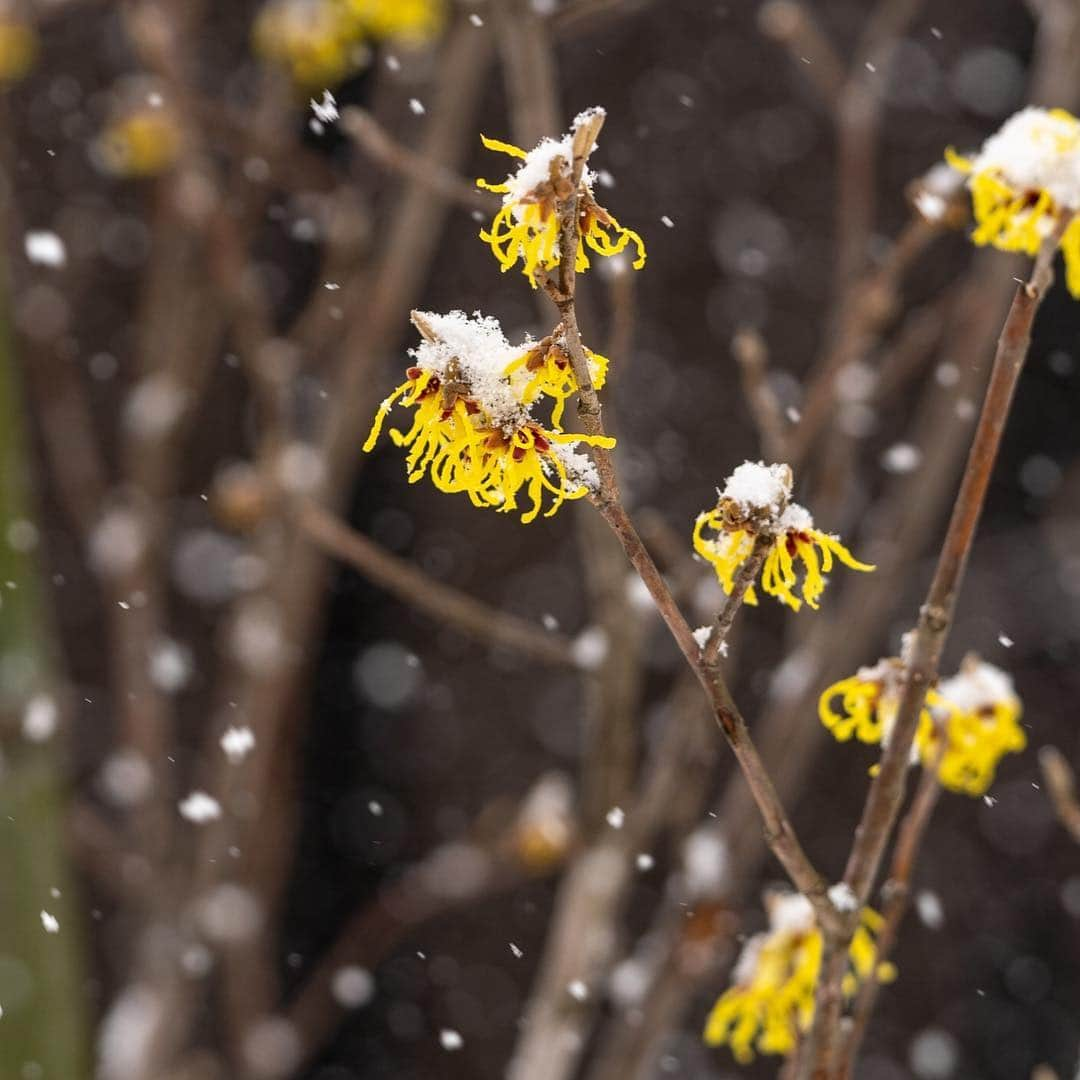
[363, 310, 614, 523]
[703, 891, 894, 1063]
[503, 325, 608, 429]
[946, 106, 1080, 296]
[818, 654, 1026, 796]
[693, 462, 874, 612]
[476, 107, 646, 287]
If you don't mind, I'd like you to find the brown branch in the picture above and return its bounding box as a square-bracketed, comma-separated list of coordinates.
[340, 106, 494, 211]
[297, 500, 576, 667]
[733, 327, 789, 462]
[839, 764, 943, 1075]
[799, 220, 1069, 1080]
[539, 116, 839, 937]
[1039, 746, 1080, 844]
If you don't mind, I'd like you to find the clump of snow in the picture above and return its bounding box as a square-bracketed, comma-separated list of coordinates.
[97, 984, 165, 1080]
[967, 107, 1080, 209]
[310, 90, 338, 124]
[882, 442, 923, 474]
[420, 842, 491, 900]
[777, 502, 814, 534]
[179, 791, 222, 824]
[124, 373, 188, 439]
[22, 694, 58, 742]
[915, 889, 945, 930]
[98, 749, 153, 808]
[721, 460, 792, 516]
[567, 979, 589, 1001]
[914, 189, 947, 222]
[937, 656, 1018, 713]
[25, 230, 66, 267]
[149, 638, 192, 693]
[220, 725, 256, 764]
[606, 806, 625, 829]
[196, 883, 263, 943]
[331, 966, 375, 1008]
[609, 957, 652, 1007]
[550, 442, 602, 494]
[571, 626, 609, 670]
[767, 891, 815, 935]
[682, 826, 728, 899]
[41, 910, 60, 933]
[731, 933, 766, 986]
[692, 625, 713, 650]
[243, 1016, 300, 1077]
[411, 310, 523, 426]
[828, 882, 858, 913]
[440, 1029, 464, 1051]
[636, 853, 654, 871]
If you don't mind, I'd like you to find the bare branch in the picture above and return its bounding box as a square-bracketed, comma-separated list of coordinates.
[297, 500, 576, 667]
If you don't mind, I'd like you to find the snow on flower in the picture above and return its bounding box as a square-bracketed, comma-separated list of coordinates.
[362, 310, 614, 523]
[704, 891, 894, 1063]
[476, 109, 646, 286]
[947, 107, 1080, 297]
[818, 654, 1026, 796]
[693, 461, 874, 612]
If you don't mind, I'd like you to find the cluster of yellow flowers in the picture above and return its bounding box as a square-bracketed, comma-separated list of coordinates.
[477, 122, 646, 287]
[364, 110, 645, 521]
[693, 461, 874, 613]
[947, 106, 1080, 297]
[704, 892, 894, 1062]
[253, 0, 443, 90]
[363, 311, 614, 523]
[819, 654, 1026, 796]
[0, 15, 36, 83]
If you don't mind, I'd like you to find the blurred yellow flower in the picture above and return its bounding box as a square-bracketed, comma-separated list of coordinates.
[343, 0, 443, 42]
[97, 109, 182, 178]
[704, 893, 894, 1062]
[477, 115, 646, 287]
[818, 655, 1026, 796]
[0, 17, 36, 83]
[693, 462, 873, 613]
[947, 106, 1080, 297]
[254, 0, 365, 91]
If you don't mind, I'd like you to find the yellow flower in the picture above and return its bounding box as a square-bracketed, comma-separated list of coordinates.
[693, 462, 873, 613]
[504, 329, 608, 429]
[96, 109, 182, 178]
[818, 655, 1026, 796]
[254, 0, 364, 91]
[932, 656, 1027, 796]
[0, 17, 36, 83]
[704, 893, 893, 1063]
[477, 122, 646, 287]
[342, 0, 444, 42]
[363, 311, 615, 523]
[947, 106, 1080, 297]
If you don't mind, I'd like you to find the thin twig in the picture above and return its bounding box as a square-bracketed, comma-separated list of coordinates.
[340, 106, 494, 211]
[1039, 746, 1080, 844]
[839, 764, 943, 1075]
[297, 500, 576, 667]
[733, 327, 789, 462]
[799, 219, 1070, 1079]
[540, 117, 840, 936]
